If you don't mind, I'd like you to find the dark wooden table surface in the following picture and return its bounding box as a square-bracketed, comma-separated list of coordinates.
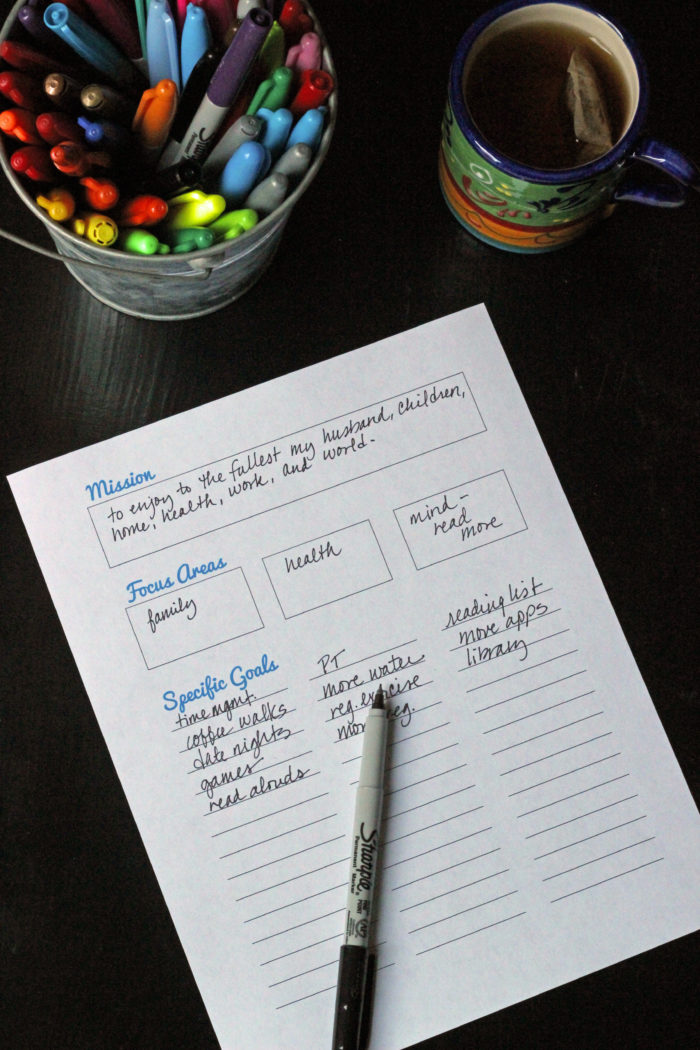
[1, 1, 697, 1047]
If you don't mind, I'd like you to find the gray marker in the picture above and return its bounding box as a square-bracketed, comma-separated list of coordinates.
[201, 115, 263, 182]
[244, 171, 289, 216]
[271, 142, 313, 183]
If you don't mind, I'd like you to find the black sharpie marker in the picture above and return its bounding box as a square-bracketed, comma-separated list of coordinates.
[332, 685, 388, 1050]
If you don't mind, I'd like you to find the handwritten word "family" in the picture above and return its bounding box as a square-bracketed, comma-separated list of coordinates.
[126, 557, 227, 603]
[163, 654, 280, 714]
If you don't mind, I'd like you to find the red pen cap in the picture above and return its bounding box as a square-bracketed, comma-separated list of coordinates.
[80, 176, 120, 210]
[279, 0, 314, 44]
[51, 141, 111, 177]
[35, 111, 84, 145]
[290, 69, 333, 116]
[117, 194, 169, 227]
[0, 107, 41, 144]
[10, 143, 56, 181]
[0, 70, 47, 111]
[0, 40, 80, 78]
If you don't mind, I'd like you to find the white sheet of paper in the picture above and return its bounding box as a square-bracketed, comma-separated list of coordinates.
[9, 305, 699, 1050]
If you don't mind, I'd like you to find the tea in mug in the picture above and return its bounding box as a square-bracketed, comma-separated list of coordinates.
[463, 21, 630, 169]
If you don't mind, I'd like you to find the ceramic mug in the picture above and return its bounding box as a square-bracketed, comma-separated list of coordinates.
[439, 0, 698, 252]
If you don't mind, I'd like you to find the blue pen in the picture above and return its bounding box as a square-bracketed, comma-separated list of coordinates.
[256, 106, 293, 159]
[181, 4, 212, 88]
[146, 0, 181, 92]
[218, 140, 271, 205]
[285, 105, 326, 153]
[43, 4, 146, 93]
[77, 115, 132, 150]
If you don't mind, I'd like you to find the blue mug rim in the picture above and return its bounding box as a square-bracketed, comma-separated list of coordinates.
[449, 0, 649, 184]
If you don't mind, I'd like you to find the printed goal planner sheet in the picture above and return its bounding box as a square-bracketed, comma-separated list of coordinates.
[9, 306, 699, 1050]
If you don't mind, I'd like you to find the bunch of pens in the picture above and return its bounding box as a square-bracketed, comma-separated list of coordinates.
[0, 0, 334, 256]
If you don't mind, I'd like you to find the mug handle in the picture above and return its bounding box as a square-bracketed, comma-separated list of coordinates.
[614, 136, 700, 207]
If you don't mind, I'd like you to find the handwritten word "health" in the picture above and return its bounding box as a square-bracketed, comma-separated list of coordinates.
[85, 470, 156, 501]
[126, 557, 227, 602]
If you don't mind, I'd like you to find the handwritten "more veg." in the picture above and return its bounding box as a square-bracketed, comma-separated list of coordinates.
[163, 654, 280, 714]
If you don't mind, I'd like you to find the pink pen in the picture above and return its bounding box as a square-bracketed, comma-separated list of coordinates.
[285, 31, 321, 74]
[176, 0, 189, 35]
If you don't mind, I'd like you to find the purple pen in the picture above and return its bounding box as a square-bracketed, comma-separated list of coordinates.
[157, 7, 272, 168]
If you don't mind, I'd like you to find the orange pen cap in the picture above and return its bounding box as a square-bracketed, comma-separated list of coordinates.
[132, 79, 179, 151]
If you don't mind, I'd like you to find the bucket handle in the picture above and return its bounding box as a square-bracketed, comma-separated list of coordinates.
[0, 223, 217, 278]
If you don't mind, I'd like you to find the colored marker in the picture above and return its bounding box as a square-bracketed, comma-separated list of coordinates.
[81, 83, 136, 123]
[132, 79, 179, 160]
[134, 0, 148, 56]
[243, 169, 287, 216]
[0, 39, 79, 77]
[161, 226, 216, 251]
[0, 70, 47, 111]
[158, 8, 272, 168]
[78, 0, 143, 65]
[285, 104, 325, 152]
[217, 140, 270, 205]
[290, 68, 333, 116]
[19, 2, 62, 50]
[118, 227, 170, 253]
[279, 0, 313, 44]
[43, 72, 85, 112]
[78, 115, 132, 149]
[117, 194, 169, 226]
[257, 20, 285, 77]
[146, 157, 202, 196]
[285, 30, 321, 73]
[71, 211, 119, 245]
[331, 686, 387, 1050]
[166, 45, 222, 141]
[208, 205, 257, 238]
[50, 140, 111, 175]
[10, 144, 56, 180]
[181, 4, 212, 87]
[200, 113, 262, 180]
[36, 186, 76, 220]
[146, 0, 181, 91]
[43, 4, 146, 93]
[35, 110, 83, 144]
[0, 108, 41, 144]
[79, 175, 120, 209]
[256, 106, 293, 158]
[199, 0, 235, 42]
[164, 189, 226, 227]
[175, 1, 189, 35]
[247, 66, 293, 114]
[271, 140, 311, 182]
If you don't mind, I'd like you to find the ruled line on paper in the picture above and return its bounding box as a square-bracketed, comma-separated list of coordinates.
[524, 795, 640, 839]
[414, 912, 527, 955]
[483, 691, 596, 733]
[473, 669, 587, 714]
[549, 858, 665, 903]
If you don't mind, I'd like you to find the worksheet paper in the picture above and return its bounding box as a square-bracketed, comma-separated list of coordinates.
[9, 305, 699, 1050]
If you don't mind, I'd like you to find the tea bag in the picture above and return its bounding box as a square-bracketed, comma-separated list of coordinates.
[565, 48, 614, 163]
